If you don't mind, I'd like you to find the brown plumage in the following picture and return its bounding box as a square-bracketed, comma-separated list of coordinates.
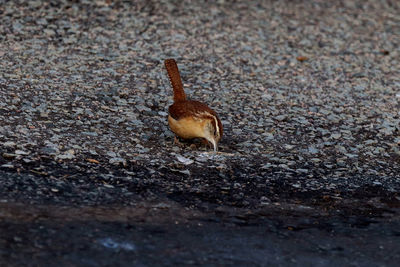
[164, 58, 223, 151]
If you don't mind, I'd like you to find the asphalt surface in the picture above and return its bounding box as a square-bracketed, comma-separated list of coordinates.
[1, 181, 399, 266]
[1, 0, 400, 266]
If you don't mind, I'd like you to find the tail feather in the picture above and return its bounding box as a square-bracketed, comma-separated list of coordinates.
[164, 59, 186, 102]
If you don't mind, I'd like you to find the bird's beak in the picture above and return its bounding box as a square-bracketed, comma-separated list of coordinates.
[210, 138, 218, 152]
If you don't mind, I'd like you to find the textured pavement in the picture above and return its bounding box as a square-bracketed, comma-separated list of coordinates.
[0, 1, 399, 266]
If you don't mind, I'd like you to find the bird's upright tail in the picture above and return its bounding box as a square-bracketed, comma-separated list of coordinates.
[164, 59, 186, 102]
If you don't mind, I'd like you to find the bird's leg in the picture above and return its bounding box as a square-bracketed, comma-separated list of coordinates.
[201, 138, 212, 149]
[173, 136, 184, 147]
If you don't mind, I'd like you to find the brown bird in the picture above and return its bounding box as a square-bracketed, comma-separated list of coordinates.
[164, 59, 223, 151]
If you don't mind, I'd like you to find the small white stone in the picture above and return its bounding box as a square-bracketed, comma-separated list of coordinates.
[15, 150, 30, 155]
[1, 164, 14, 168]
[3, 141, 16, 148]
[176, 155, 194, 165]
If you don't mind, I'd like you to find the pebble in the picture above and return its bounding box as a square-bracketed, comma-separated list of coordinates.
[2, 153, 16, 159]
[1, 164, 14, 169]
[55, 150, 75, 160]
[109, 157, 126, 165]
[176, 155, 194, 165]
[3, 141, 16, 148]
[330, 133, 341, 140]
[107, 151, 117, 157]
[15, 150, 30, 155]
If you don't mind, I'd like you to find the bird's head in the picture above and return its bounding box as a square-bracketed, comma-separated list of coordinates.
[203, 115, 223, 152]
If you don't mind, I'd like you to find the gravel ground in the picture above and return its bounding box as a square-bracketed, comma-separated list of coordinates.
[0, 0, 400, 266]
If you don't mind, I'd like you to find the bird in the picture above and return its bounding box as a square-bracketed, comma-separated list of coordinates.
[164, 58, 223, 152]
